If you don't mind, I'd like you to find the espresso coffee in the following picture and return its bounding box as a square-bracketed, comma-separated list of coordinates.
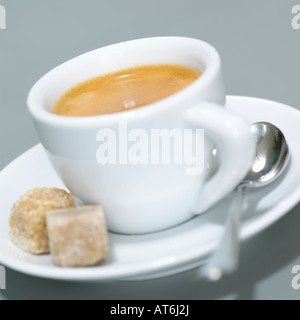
[51, 64, 201, 117]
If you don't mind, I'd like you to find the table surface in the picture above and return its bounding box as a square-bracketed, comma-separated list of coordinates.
[1, 0, 300, 300]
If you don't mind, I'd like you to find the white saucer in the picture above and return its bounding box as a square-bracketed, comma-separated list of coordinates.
[1, 96, 300, 282]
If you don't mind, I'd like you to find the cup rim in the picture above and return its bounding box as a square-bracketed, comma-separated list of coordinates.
[27, 36, 221, 128]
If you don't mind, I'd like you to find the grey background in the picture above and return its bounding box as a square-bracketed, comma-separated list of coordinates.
[1, 0, 300, 300]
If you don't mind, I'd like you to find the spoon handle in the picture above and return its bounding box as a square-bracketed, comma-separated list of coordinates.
[198, 186, 248, 281]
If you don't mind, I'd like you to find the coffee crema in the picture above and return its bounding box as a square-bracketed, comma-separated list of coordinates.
[51, 64, 201, 117]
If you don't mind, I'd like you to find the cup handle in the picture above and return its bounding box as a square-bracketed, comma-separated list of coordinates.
[184, 101, 255, 214]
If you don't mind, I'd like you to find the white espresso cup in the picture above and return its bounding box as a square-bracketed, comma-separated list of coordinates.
[28, 37, 255, 234]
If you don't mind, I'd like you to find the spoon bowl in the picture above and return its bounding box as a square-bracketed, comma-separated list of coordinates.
[242, 122, 290, 188]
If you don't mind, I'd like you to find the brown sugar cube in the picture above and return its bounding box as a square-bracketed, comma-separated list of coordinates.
[9, 188, 75, 254]
[46, 205, 108, 268]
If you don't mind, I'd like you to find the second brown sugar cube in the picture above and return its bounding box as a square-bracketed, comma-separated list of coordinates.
[46, 205, 108, 267]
